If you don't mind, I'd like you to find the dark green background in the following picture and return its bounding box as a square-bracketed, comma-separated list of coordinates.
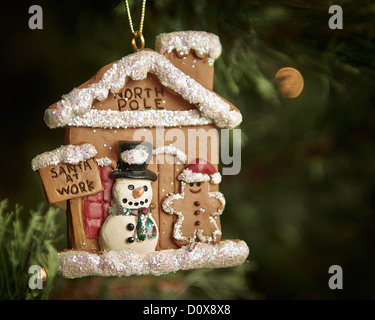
[1, 0, 374, 299]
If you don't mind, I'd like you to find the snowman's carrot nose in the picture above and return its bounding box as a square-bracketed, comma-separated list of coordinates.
[133, 186, 144, 198]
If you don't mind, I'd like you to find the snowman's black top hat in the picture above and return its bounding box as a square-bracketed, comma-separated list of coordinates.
[111, 141, 157, 181]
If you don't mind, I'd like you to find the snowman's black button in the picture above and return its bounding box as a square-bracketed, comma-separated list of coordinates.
[126, 237, 135, 243]
[122, 198, 127, 204]
[127, 223, 135, 231]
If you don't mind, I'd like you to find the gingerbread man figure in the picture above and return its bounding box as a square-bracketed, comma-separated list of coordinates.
[162, 158, 225, 248]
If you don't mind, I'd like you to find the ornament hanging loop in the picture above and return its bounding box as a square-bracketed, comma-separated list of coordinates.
[124, 0, 147, 51]
[131, 31, 145, 51]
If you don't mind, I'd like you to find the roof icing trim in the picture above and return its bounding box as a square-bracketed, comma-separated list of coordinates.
[44, 50, 242, 129]
[155, 31, 222, 64]
[66, 109, 212, 129]
[31, 143, 97, 171]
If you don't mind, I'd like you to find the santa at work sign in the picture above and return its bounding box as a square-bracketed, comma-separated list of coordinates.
[31, 144, 103, 204]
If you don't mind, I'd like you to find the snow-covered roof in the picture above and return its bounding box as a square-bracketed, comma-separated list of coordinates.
[31, 144, 97, 171]
[44, 49, 242, 129]
[155, 31, 222, 65]
[31, 143, 114, 171]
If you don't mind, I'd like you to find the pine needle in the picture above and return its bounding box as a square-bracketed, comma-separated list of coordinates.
[0, 200, 61, 300]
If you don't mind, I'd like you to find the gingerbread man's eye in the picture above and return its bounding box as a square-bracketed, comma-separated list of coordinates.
[189, 183, 194, 187]
[128, 184, 134, 190]
[197, 182, 201, 187]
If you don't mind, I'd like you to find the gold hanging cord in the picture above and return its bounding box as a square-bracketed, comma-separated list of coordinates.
[124, 0, 147, 51]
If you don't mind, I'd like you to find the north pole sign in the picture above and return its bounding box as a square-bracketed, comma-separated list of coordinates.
[38, 158, 102, 203]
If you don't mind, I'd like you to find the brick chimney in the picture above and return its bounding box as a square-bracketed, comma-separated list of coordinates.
[155, 31, 222, 91]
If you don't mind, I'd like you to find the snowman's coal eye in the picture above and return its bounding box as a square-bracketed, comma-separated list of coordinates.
[143, 185, 148, 192]
[128, 184, 134, 190]
[126, 237, 135, 244]
[197, 182, 201, 187]
[126, 223, 135, 231]
[189, 183, 194, 187]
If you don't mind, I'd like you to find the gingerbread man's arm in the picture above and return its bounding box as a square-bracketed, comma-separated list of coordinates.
[162, 193, 189, 244]
[162, 193, 184, 216]
[208, 192, 226, 216]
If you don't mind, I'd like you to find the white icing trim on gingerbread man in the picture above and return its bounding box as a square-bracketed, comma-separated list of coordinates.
[162, 182, 225, 248]
[177, 169, 222, 184]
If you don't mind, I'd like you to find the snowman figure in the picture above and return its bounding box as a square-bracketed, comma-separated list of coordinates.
[99, 141, 158, 255]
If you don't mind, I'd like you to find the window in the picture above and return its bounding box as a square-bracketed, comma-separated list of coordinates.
[83, 166, 114, 238]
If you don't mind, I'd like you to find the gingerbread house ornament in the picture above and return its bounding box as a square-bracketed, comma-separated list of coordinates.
[32, 31, 249, 278]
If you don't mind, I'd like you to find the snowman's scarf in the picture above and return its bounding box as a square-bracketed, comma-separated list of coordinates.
[108, 205, 157, 241]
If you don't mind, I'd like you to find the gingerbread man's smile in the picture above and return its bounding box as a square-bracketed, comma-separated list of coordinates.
[189, 188, 201, 194]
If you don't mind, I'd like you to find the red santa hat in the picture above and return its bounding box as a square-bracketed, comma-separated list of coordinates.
[178, 158, 222, 184]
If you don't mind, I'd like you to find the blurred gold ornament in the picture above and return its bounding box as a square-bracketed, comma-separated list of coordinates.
[275, 67, 304, 98]
[40, 267, 48, 282]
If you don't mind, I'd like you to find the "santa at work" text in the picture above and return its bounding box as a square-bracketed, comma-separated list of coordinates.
[50, 160, 96, 196]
